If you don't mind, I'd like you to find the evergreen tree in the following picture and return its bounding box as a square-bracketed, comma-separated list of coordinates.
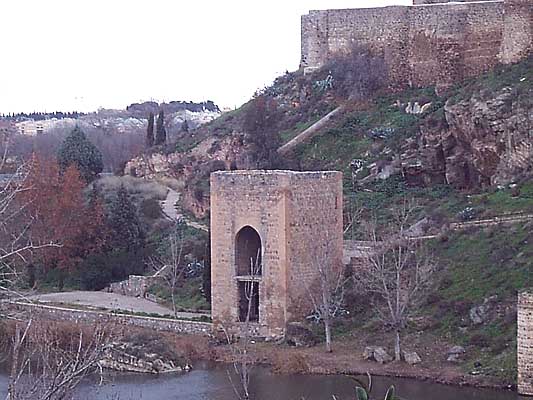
[107, 185, 143, 251]
[57, 126, 103, 183]
[146, 112, 155, 147]
[181, 119, 189, 133]
[155, 110, 166, 145]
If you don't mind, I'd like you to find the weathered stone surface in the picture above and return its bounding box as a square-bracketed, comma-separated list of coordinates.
[518, 291, 533, 395]
[301, 1, 531, 90]
[363, 346, 393, 364]
[7, 302, 212, 336]
[469, 297, 497, 325]
[108, 275, 155, 298]
[418, 86, 532, 188]
[374, 347, 393, 364]
[99, 341, 189, 374]
[125, 134, 251, 219]
[403, 351, 422, 365]
[210, 170, 343, 337]
[447, 345, 466, 362]
[363, 346, 377, 360]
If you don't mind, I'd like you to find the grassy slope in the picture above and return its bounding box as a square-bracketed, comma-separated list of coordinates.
[284, 58, 532, 383]
[166, 58, 532, 383]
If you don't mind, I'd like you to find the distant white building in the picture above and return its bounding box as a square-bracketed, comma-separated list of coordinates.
[15, 118, 77, 136]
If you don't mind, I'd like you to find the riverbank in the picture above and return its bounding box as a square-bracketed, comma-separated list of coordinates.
[160, 329, 516, 393]
[0, 314, 516, 394]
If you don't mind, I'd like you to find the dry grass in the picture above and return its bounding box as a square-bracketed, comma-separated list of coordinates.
[96, 175, 168, 201]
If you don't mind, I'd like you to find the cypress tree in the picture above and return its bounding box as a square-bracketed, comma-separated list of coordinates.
[146, 112, 155, 147]
[155, 110, 166, 145]
[181, 119, 189, 133]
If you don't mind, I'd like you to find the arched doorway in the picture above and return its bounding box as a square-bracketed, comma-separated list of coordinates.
[235, 226, 262, 276]
[235, 226, 261, 322]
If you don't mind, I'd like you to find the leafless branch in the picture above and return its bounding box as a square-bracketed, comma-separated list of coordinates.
[354, 199, 435, 361]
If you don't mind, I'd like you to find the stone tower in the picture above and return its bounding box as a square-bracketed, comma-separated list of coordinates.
[518, 291, 533, 395]
[210, 170, 343, 337]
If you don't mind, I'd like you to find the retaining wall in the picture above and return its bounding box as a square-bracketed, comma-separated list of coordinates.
[7, 302, 212, 336]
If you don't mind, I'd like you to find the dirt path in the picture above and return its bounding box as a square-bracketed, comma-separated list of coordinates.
[27, 291, 210, 319]
[160, 188, 208, 232]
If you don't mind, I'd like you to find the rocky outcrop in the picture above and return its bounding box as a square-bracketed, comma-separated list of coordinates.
[125, 133, 252, 219]
[403, 351, 422, 365]
[447, 345, 466, 362]
[99, 342, 191, 374]
[419, 86, 532, 188]
[363, 346, 393, 364]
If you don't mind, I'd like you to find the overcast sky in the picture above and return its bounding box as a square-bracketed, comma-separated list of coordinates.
[0, 0, 410, 114]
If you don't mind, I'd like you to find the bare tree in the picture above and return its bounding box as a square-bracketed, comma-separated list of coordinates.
[222, 249, 261, 400]
[150, 221, 186, 318]
[356, 200, 435, 361]
[305, 236, 346, 353]
[7, 319, 111, 400]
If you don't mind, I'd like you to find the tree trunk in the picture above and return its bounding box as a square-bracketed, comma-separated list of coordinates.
[325, 319, 332, 353]
[394, 329, 401, 361]
[171, 290, 177, 318]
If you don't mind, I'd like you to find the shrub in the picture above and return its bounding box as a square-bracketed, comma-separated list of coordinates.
[326, 45, 387, 100]
[140, 198, 163, 219]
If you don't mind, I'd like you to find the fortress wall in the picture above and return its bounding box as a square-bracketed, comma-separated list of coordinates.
[500, 0, 533, 63]
[300, 0, 530, 90]
[414, 0, 499, 4]
[407, 1, 504, 89]
[301, 7, 410, 85]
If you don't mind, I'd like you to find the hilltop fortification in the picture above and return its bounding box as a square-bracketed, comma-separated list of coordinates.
[301, 0, 532, 90]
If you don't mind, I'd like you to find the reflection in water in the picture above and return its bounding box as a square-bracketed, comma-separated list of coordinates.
[0, 362, 527, 400]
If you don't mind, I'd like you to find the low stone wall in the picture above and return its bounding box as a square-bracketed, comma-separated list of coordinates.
[518, 291, 533, 395]
[7, 302, 212, 336]
[108, 275, 155, 298]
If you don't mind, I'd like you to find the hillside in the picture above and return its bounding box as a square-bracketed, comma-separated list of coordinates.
[124, 55, 532, 385]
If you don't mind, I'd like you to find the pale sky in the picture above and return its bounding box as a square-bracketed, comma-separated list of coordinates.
[0, 0, 410, 114]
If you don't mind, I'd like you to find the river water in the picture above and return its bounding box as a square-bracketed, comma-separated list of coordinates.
[0, 362, 527, 400]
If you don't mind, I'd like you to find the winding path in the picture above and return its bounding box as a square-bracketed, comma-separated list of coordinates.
[160, 188, 208, 232]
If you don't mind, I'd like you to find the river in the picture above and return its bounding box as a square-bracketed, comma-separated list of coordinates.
[0, 362, 527, 400]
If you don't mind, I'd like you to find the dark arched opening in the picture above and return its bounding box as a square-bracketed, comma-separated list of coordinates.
[235, 226, 261, 323]
[235, 226, 262, 276]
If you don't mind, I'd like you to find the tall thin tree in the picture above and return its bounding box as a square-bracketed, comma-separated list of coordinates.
[155, 110, 166, 145]
[146, 112, 154, 148]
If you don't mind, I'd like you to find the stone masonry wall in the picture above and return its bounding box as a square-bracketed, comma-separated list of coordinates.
[211, 171, 290, 337]
[210, 170, 343, 337]
[500, 0, 533, 64]
[518, 291, 533, 395]
[285, 172, 343, 320]
[301, 0, 531, 91]
[7, 302, 212, 336]
[414, 0, 493, 4]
